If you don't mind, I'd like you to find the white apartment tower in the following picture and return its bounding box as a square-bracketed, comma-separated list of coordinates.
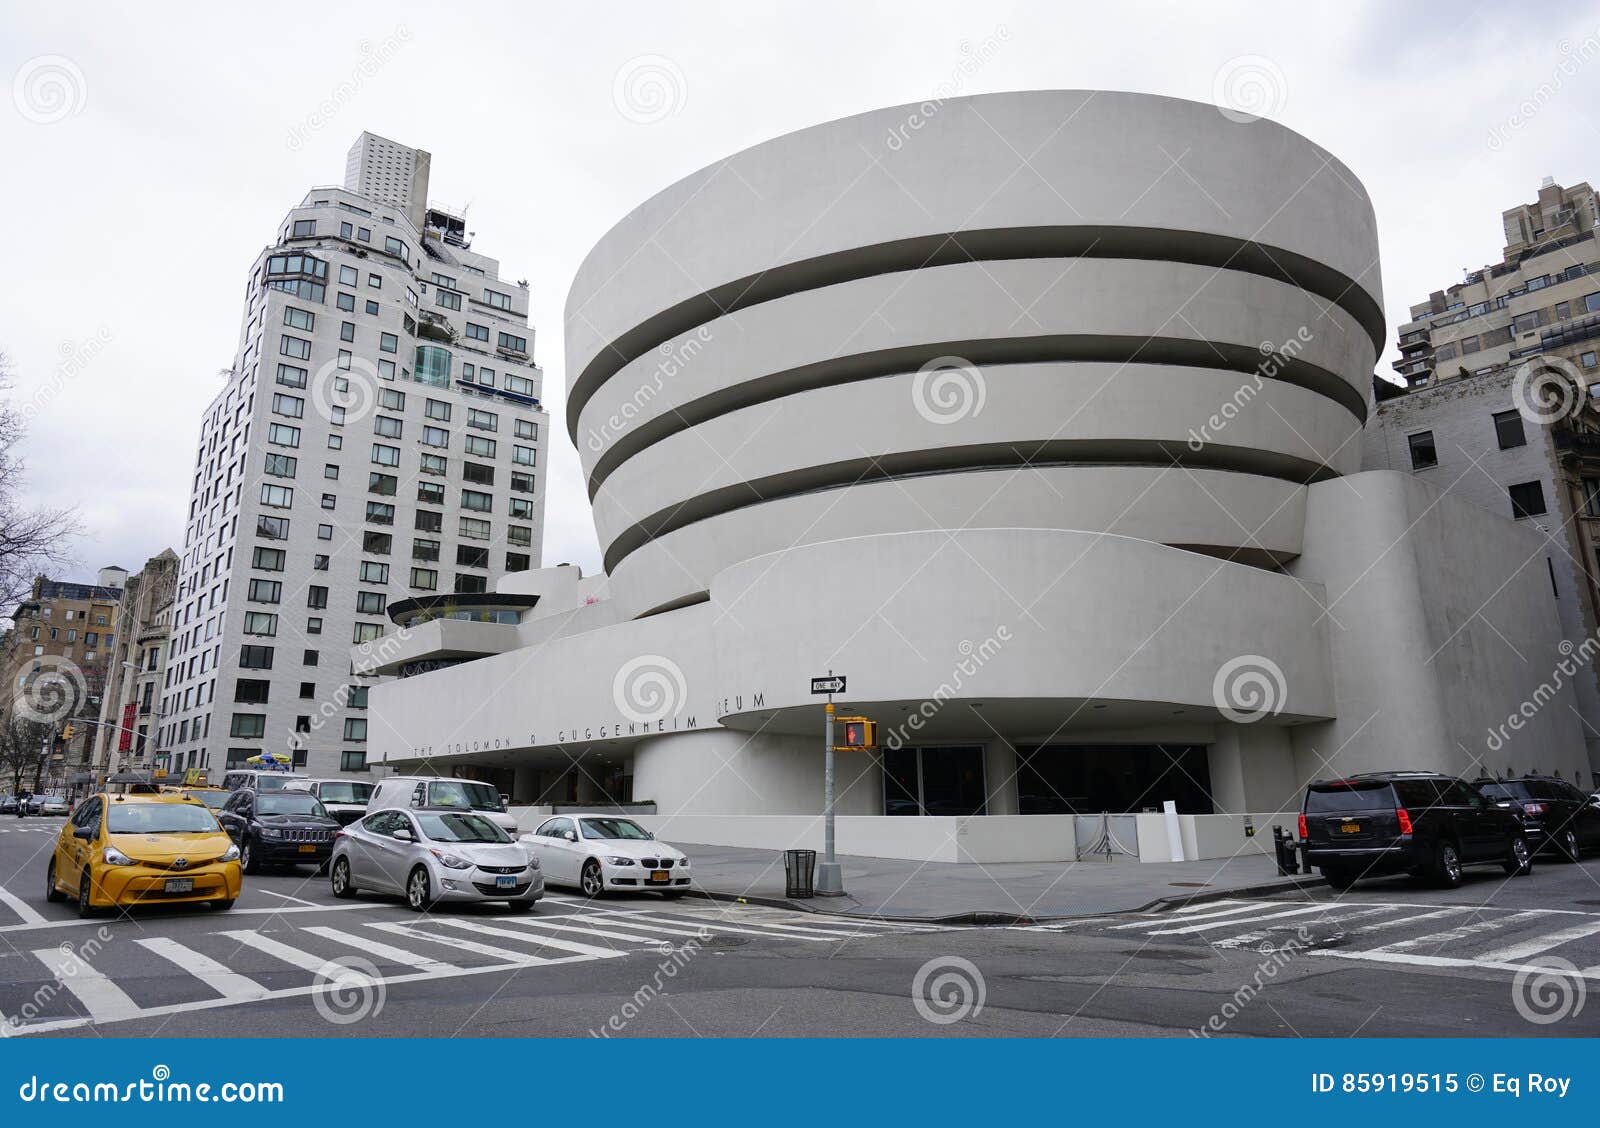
[160, 133, 548, 780]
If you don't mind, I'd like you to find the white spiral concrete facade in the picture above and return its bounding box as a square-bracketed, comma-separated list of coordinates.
[366, 92, 1589, 860]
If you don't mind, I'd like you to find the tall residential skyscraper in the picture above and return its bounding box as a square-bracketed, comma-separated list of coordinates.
[160, 133, 548, 780]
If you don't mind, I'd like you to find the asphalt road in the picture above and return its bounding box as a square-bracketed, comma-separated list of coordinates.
[2, 817, 1599, 1038]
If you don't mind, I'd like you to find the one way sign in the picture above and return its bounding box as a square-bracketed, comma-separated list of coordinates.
[810, 675, 847, 695]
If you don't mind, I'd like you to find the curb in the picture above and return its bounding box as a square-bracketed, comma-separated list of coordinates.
[684, 871, 1325, 926]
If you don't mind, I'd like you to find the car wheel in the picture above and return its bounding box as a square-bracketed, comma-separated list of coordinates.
[330, 856, 357, 899]
[580, 859, 604, 898]
[1322, 866, 1358, 891]
[76, 873, 100, 919]
[1558, 828, 1581, 862]
[212, 899, 235, 911]
[45, 858, 64, 903]
[1504, 835, 1534, 877]
[406, 866, 433, 912]
[240, 838, 260, 875]
[1432, 841, 1464, 888]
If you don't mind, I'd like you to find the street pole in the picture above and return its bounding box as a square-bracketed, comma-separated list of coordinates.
[816, 693, 844, 895]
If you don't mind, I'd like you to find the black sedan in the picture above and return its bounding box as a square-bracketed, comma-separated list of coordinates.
[216, 788, 340, 873]
[1476, 775, 1600, 861]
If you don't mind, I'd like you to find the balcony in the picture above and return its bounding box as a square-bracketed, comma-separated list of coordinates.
[416, 309, 456, 343]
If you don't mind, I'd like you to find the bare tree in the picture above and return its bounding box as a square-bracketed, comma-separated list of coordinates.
[0, 714, 53, 796]
[0, 349, 80, 613]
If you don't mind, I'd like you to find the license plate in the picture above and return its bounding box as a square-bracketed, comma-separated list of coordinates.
[496, 875, 516, 889]
[1340, 822, 1361, 834]
[164, 878, 194, 893]
[650, 870, 670, 882]
[298, 844, 317, 853]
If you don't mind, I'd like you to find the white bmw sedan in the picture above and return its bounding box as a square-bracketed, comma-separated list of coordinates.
[520, 815, 691, 898]
[331, 808, 543, 911]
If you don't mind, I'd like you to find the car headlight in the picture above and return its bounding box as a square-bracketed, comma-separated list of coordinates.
[260, 827, 282, 839]
[604, 856, 636, 866]
[525, 853, 540, 869]
[430, 849, 472, 870]
[221, 844, 240, 862]
[677, 857, 689, 869]
[102, 846, 137, 866]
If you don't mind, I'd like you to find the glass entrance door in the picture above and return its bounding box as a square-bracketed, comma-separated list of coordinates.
[882, 746, 986, 816]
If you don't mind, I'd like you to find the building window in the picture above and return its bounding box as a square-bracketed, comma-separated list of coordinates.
[272, 393, 305, 419]
[466, 322, 490, 342]
[436, 289, 462, 311]
[340, 750, 368, 772]
[280, 335, 312, 361]
[324, 463, 340, 480]
[465, 436, 496, 458]
[456, 545, 489, 568]
[1509, 480, 1547, 519]
[512, 445, 536, 466]
[415, 510, 443, 533]
[380, 388, 405, 410]
[243, 612, 278, 637]
[498, 331, 527, 353]
[351, 624, 383, 645]
[380, 332, 398, 354]
[418, 481, 445, 504]
[366, 501, 395, 525]
[239, 645, 274, 670]
[277, 363, 308, 389]
[235, 680, 270, 704]
[260, 483, 293, 508]
[413, 538, 440, 561]
[1407, 430, 1437, 470]
[363, 532, 392, 555]
[411, 567, 438, 590]
[369, 472, 398, 496]
[307, 586, 328, 609]
[230, 714, 267, 739]
[356, 592, 387, 615]
[508, 523, 532, 545]
[485, 289, 512, 311]
[420, 453, 448, 475]
[318, 523, 333, 540]
[510, 472, 535, 494]
[371, 443, 400, 467]
[1492, 409, 1526, 450]
[422, 425, 449, 448]
[425, 399, 451, 422]
[337, 292, 356, 312]
[374, 415, 403, 439]
[461, 489, 493, 512]
[455, 573, 488, 594]
[252, 547, 286, 571]
[1584, 352, 1598, 369]
[307, 617, 322, 634]
[463, 462, 494, 486]
[247, 579, 281, 604]
[468, 409, 498, 431]
[359, 561, 390, 584]
[269, 423, 301, 447]
[304, 649, 320, 667]
[284, 306, 315, 330]
[459, 517, 491, 541]
[507, 552, 530, 571]
[260, 513, 291, 539]
[515, 419, 537, 440]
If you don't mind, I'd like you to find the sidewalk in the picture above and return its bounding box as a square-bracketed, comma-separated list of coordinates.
[680, 843, 1321, 922]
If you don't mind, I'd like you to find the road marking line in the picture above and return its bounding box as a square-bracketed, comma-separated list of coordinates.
[133, 937, 269, 1004]
[1315, 948, 1600, 978]
[1147, 904, 1342, 935]
[302, 925, 463, 973]
[1210, 907, 1397, 949]
[368, 921, 555, 965]
[254, 890, 318, 907]
[1171, 899, 1248, 914]
[217, 930, 343, 974]
[1340, 907, 1472, 936]
[0, 881, 46, 925]
[32, 946, 142, 1023]
[431, 918, 627, 959]
[1473, 919, 1600, 963]
[1371, 911, 1548, 953]
[1109, 903, 1266, 929]
[582, 910, 856, 941]
[702, 913, 888, 938]
[498, 914, 709, 945]
[0, 901, 376, 935]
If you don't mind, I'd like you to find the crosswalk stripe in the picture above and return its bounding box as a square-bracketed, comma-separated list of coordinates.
[218, 929, 344, 974]
[1109, 903, 1265, 929]
[431, 918, 626, 960]
[1209, 907, 1397, 949]
[302, 925, 463, 973]
[1473, 919, 1600, 964]
[33, 946, 141, 1023]
[1340, 907, 1471, 936]
[698, 914, 883, 939]
[368, 921, 556, 965]
[1172, 899, 1247, 914]
[587, 910, 857, 941]
[496, 914, 705, 945]
[133, 938, 269, 1003]
[1147, 904, 1342, 935]
[568, 909, 733, 939]
[1316, 948, 1600, 978]
[1373, 911, 1548, 953]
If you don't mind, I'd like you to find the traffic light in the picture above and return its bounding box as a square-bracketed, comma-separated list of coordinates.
[60, 724, 75, 743]
[836, 718, 877, 750]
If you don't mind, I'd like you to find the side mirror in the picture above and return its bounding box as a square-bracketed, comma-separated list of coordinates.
[564, 831, 578, 842]
[73, 826, 94, 841]
[499, 794, 510, 807]
[394, 828, 414, 842]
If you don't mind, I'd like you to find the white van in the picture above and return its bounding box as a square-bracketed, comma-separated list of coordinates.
[366, 776, 518, 835]
[281, 777, 375, 825]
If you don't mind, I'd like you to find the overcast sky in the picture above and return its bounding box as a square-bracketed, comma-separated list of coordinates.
[3, 0, 1598, 583]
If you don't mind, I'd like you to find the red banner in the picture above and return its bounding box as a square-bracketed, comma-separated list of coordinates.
[118, 703, 136, 752]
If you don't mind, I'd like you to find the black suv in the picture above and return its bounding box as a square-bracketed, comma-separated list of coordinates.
[216, 787, 340, 874]
[1300, 772, 1532, 889]
[1475, 775, 1600, 861]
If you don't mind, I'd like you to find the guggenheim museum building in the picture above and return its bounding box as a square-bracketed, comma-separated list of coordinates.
[361, 90, 1589, 864]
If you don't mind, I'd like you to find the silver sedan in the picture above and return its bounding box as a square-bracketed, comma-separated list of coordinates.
[329, 808, 543, 911]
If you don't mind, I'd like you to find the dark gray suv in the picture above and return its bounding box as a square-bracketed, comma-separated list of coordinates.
[1300, 772, 1533, 889]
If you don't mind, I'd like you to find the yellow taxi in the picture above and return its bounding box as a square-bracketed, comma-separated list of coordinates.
[164, 785, 230, 813]
[46, 791, 243, 917]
